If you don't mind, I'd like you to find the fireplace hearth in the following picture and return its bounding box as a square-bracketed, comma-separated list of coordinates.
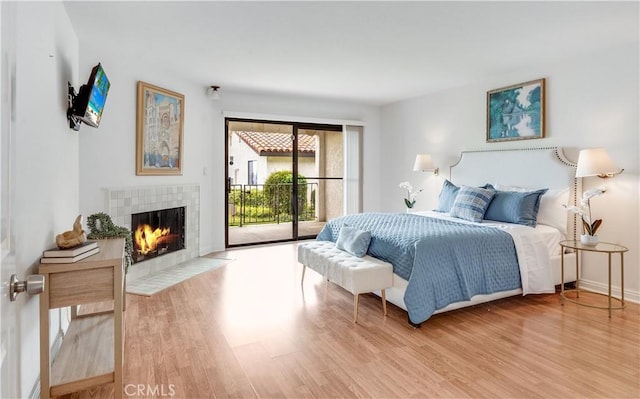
[131, 206, 185, 263]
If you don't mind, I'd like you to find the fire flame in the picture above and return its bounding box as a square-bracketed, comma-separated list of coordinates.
[134, 224, 171, 255]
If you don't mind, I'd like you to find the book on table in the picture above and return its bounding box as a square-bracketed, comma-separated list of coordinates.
[43, 240, 98, 258]
[40, 247, 100, 264]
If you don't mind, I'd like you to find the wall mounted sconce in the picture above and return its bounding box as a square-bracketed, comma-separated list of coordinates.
[413, 154, 439, 175]
[575, 148, 624, 178]
[206, 85, 220, 100]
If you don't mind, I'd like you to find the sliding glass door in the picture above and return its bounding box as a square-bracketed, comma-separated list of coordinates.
[295, 127, 344, 240]
[225, 119, 343, 247]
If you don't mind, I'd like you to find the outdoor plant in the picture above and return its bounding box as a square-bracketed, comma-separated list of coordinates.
[264, 171, 308, 215]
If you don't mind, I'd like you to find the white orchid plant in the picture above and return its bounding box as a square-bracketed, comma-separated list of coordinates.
[399, 181, 423, 209]
[564, 188, 606, 236]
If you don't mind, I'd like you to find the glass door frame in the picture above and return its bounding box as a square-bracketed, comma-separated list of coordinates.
[225, 117, 342, 248]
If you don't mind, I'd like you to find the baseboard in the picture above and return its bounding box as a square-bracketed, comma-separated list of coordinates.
[29, 378, 40, 399]
[30, 323, 65, 399]
[578, 278, 640, 304]
[199, 244, 218, 256]
[51, 327, 64, 359]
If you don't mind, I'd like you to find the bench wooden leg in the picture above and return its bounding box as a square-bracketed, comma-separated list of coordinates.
[381, 289, 387, 316]
[353, 294, 359, 323]
[301, 264, 306, 287]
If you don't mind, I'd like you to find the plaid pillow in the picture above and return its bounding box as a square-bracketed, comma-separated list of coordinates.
[450, 186, 496, 222]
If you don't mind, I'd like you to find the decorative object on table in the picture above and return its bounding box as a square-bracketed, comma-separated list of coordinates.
[564, 188, 606, 245]
[43, 240, 97, 258]
[399, 181, 422, 209]
[413, 154, 439, 175]
[55, 215, 87, 249]
[41, 247, 100, 264]
[136, 81, 184, 176]
[575, 148, 624, 178]
[486, 78, 545, 142]
[87, 212, 133, 273]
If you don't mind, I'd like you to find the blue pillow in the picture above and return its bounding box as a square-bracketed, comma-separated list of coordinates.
[484, 188, 548, 227]
[450, 186, 496, 222]
[336, 225, 371, 257]
[435, 180, 460, 212]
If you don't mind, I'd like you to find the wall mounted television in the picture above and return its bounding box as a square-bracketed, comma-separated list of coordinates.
[67, 63, 110, 130]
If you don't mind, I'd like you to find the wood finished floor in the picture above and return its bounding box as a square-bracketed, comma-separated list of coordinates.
[63, 242, 639, 399]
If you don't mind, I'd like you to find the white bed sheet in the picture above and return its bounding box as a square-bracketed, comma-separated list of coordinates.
[411, 210, 561, 294]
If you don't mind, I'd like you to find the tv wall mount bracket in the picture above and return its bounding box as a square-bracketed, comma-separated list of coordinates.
[66, 82, 81, 131]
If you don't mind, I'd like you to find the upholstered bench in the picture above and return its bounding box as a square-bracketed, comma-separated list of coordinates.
[298, 241, 393, 323]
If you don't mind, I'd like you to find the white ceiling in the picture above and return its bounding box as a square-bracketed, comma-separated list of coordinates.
[63, 1, 639, 106]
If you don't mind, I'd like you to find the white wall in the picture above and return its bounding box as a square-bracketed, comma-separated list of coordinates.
[13, 2, 79, 396]
[77, 46, 382, 255]
[381, 42, 640, 299]
[227, 132, 258, 185]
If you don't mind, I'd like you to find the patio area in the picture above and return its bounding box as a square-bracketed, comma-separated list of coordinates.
[228, 220, 326, 246]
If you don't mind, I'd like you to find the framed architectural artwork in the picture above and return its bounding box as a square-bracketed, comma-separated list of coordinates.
[136, 81, 184, 175]
[486, 78, 545, 142]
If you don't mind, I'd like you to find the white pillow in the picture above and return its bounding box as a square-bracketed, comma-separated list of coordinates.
[493, 184, 569, 234]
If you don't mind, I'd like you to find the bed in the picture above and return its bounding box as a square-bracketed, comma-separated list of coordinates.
[314, 147, 579, 325]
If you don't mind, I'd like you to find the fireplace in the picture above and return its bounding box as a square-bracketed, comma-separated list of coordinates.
[131, 206, 185, 263]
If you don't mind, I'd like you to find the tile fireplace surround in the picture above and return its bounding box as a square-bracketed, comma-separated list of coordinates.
[106, 184, 200, 281]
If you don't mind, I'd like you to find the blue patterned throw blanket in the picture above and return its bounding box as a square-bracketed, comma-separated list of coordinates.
[316, 212, 521, 324]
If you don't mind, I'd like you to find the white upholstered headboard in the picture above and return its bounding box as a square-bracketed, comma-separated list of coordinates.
[450, 146, 579, 238]
[450, 147, 575, 189]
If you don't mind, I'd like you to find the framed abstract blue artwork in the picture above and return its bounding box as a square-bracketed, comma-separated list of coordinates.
[486, 78, 545, 142]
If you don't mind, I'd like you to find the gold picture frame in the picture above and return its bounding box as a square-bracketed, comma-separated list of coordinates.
[136, 81, 184, 175]
[486, 78, 545, 142]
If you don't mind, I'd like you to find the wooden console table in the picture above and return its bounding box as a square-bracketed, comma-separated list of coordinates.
[39, 239, 125, 398]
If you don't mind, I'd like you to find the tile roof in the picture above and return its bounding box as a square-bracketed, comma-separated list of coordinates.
[234, 131, 316, 155]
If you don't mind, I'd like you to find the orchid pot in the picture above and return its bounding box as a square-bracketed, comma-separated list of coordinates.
[580, 234, 599, 246]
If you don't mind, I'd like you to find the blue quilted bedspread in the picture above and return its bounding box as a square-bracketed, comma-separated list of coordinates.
[316, 212, 521, 324]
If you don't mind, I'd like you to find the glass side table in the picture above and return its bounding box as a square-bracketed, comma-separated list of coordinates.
[559, 240, 628, 317]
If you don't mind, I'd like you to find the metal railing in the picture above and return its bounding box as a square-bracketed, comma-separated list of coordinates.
[228, 182, 318, 227]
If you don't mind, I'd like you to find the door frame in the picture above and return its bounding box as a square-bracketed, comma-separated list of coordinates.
[1, 2, 18, 397]
[224, 117, 342, 248]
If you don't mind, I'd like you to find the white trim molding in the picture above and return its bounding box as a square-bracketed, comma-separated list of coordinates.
[222, 110, 365, 127]
[577, 278, 640, 305]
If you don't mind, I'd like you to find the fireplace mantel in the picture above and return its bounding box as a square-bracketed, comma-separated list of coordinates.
[105, 184, 200, 281]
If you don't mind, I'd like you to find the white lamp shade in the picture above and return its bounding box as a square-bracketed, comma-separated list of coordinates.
[575, 148, 619, 177]
[413, 154, 435, 171]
